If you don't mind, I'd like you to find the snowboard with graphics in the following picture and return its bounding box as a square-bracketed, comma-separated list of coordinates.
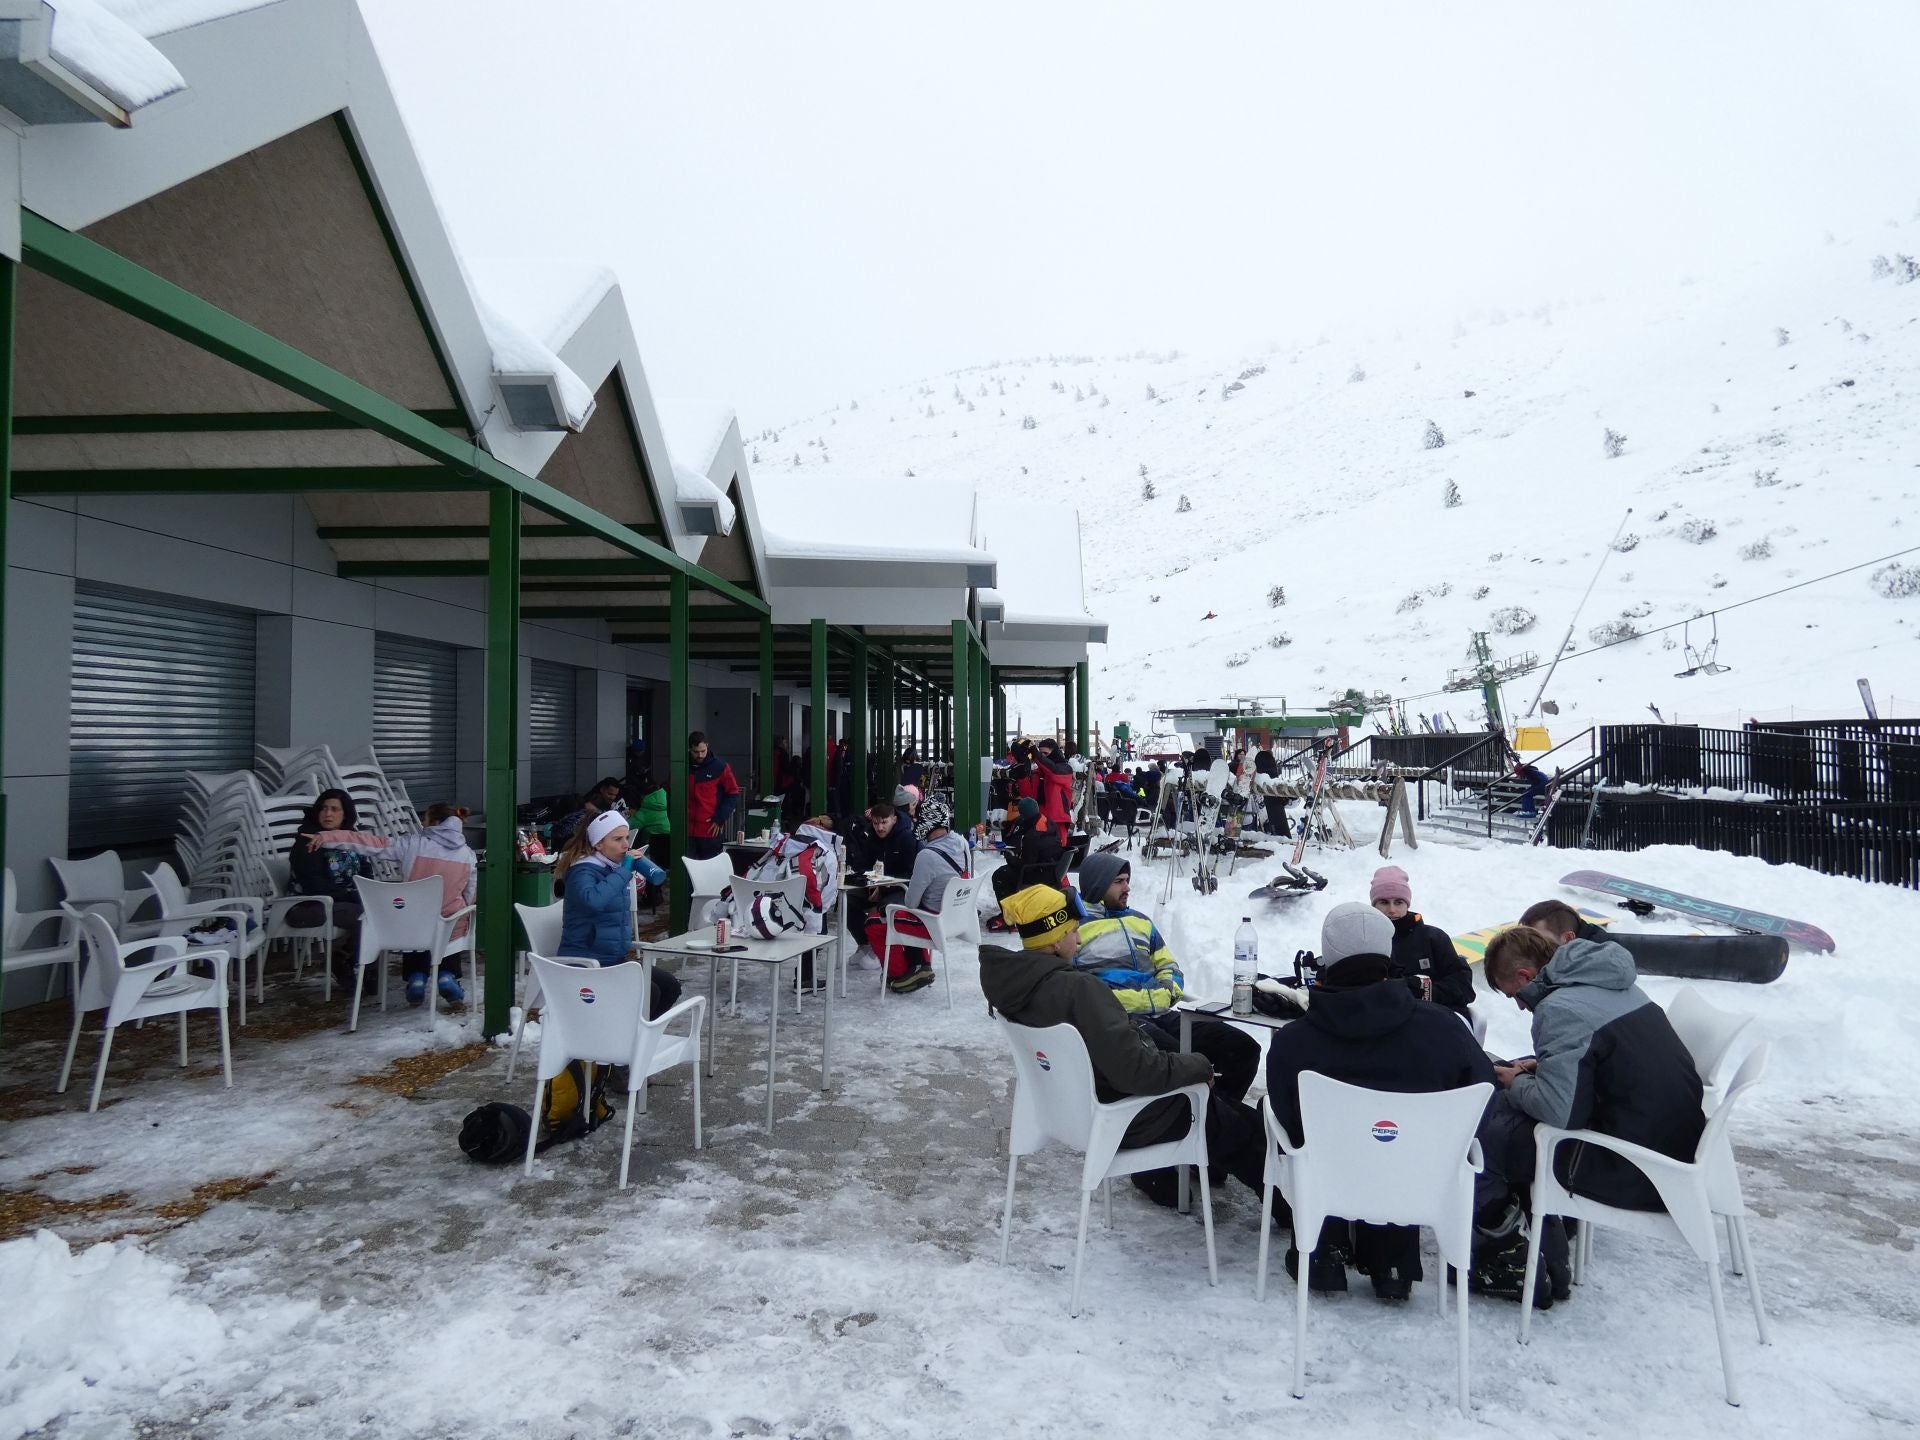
[1559, 870, 1835, 952]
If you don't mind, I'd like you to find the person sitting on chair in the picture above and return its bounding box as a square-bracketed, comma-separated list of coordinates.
[980, 885, 1267, 1202]
[993, 797, 1065, 901]
[1368, 865, 1476, 1018]
[557, 811, 681, 1020]
[1264, 902, 1498, 1303]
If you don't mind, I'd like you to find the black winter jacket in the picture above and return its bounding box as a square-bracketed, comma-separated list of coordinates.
[1508, 939, 1705, 1211]
[1265, 967, 1496, 1150]
[982, 940, 1212, 1145]
[1389, 912, 1476, 1016]
[847, 817, 918, 879]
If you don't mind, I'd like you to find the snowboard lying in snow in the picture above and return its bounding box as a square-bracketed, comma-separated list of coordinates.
[1559, 869, 1835, 953]
[1248, 862, 1329, 901]
[1454, 907, 1791, 984]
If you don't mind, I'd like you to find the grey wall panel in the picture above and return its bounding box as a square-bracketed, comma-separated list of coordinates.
[9, 500, 76, 577]
[292, 567, 377, 628]
[75, 494, 295, 565]
[75, 515, 290, 614]
[70, 585, 256, 849]
[6, 566, 75, 782]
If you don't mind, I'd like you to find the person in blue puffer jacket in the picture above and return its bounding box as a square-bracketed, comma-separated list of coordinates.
[557, 811, 681, 1018]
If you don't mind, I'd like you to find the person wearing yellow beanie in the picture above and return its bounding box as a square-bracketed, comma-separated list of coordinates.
[1000, 883, 1079, 953]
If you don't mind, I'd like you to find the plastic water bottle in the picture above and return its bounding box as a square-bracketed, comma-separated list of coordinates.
[1232, 917, 1258, 1016]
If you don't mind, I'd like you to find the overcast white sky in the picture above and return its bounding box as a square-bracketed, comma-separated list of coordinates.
[363, 1, 1920, 428]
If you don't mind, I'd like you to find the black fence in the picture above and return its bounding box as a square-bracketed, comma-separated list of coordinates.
[1366, 733, 1505, 772]
[1546, 794, 1920, 889]
[1599, 724, 1920, 804]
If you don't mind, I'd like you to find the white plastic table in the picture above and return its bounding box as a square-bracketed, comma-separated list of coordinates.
[834, 873, 906, 997]
[1173, 1000, 1297, 1212]
[637, 923, 838, 1135]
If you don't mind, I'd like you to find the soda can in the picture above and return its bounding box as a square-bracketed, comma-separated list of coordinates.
[715, 916, 730, 948]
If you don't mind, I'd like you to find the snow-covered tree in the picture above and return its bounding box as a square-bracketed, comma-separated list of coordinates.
[1141, 478, 1157, 501]
[1423, 419, 1445, 450]
[1176, 495, 1192, 513]
[1348, 364, 1366, 383]
[1146, 384, 1158, 401]
[1443, 479, 1462, 508]
[1267, 584, 1286, 608]
[1603, 428, 1628, 458]
[1774, 327, 1791, 347]
[1021, 414, 1037, 430]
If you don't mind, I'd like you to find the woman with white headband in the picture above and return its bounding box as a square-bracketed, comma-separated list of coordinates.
[556, 810, 682, 1018]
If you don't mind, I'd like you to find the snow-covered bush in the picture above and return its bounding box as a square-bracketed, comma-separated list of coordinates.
[1897, 255, 1920, 284]
[1348, 365, 1366, 383]
[1267, 632, 1293, 649]
[1871, 563, 1920, 598]
[1267, 585, 1286, 608]
[1871, 254, 1893, 280]
[1753, 468, 1780, 488]
[1020, 414, 1037, 430]
[1145, 384, 1158, 401]
[1612, 532, 1640, 553]
[1238, 364, 1267, 381]
[1589, 617, 1640, 645]
[1443, 479, 1462, 508]
[1225, 652, 1250, 669]
[1176, 495, 1192, 513]
[1221, 381, 1245, 400]
[1774, 327, 1791, 347]
[1395, 593, 1424, 614]
[1423, 419, 1446, 450]
[1738, 538, 1773, 561]
[1679, 518, 1718, 544]
[1141, 478, 1156, 501]
[1603, 428, 1628, 458]
[1621, 600, 1655, 619]
[1490, 605, 1536, 635]
[1471, 585, 1490, 600]
[1427, 582, 1452, 598]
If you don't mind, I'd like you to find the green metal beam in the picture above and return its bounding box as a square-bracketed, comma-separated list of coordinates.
[0, 257, 13, 1048]
[669, 573, 691, 934]
[337, 558, 685, 579]
[1076, 659, 1091, 757]
[850, 637, 869, 817]
[810, 620, 829, 820]
[13, 466, 479, 496]
[993, 681, 1007, 758]
[758, 620, 776, 800]
[480, 485, 520, 1038]
[19, 212, 767, 617]
[951, 620, 972, 832]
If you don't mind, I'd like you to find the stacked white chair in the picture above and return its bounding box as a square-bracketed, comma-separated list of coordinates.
[4, 868, 81, 1003]
[145, 864, 268, 1026]
[48, 852, 163, 939]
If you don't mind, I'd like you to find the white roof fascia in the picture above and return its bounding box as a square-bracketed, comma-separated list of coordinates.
[768, 582, 975, 629]
[18, 0, 499, 437]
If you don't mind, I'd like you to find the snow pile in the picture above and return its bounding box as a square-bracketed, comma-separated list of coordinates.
[655, 398, 738, 474]
[0, 1231, 225, 1439]
[47, 0, 185, 109]
[672, 460, 737, 530]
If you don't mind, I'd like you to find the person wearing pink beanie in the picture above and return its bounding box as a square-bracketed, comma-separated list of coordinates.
[1368, 865, 1476, 1017]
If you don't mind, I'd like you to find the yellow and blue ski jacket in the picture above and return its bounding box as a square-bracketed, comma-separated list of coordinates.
[1072, 904, 1184, 1015]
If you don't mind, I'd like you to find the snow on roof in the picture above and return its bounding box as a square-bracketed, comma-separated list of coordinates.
[47, 0, 185, 110]
[97, 0, 283, 36]
[755, 470, 976, 558]
[760, 527, 991, 568]
[654, 399, 737, 475]
[465, 258, 615, 353]
[472, 297, 596, 431]
[977, 496, 1096, 622]
[673, 461, 736, 530]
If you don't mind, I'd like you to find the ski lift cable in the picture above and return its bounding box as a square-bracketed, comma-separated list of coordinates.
[1386, 540, 1920, 709]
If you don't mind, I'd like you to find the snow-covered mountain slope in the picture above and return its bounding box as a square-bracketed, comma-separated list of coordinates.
[755, 222, 1920, 736]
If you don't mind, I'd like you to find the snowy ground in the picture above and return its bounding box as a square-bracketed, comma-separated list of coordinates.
[3, 822, 1919, 1439]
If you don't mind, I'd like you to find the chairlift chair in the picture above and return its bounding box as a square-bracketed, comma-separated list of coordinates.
[1676, 616, 1732, 678]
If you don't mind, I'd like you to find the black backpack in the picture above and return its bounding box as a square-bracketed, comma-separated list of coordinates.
[459, 1061, 615, 1165]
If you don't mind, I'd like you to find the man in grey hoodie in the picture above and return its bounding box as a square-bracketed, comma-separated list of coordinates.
[884, 798, 972, 994]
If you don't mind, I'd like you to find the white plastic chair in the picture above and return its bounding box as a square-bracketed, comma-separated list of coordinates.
[725, 874, 811, 1013]
[48, 852, 161, 939]
[145, 865, 267, 1026]
[523, 954, 706, 1188]
[1665, 986, 1763, 1281]
[5, 869, 81, 1003]
[680, 853, 735, 930]
[879, 877, 978, 1011]
[59, 907, 232, 1112]
[1519, 1043, 1772, 1407]
[260, 855, 334, 985]
[1258, 1075, 1490, 1414]
[995, 1018, 1217, 1317]
[505, 900, 567, 1082]
[346, 876, 477, 1032]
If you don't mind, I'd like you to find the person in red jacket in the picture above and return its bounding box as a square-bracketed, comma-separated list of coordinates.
[687, 731, 741, 860]
[1032, 736, 1075, 828]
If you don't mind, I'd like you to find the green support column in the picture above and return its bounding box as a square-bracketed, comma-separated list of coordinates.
[480, 485, 521, 1037]
[950, 621, 972, 831]
[993, 683, 1007, 758]
[0, 259, 13, 1047]
[974, 642, 989, 820]
[810, 620, 828, 819]
[881, 656, 897, 800]
[851, 637, 870, 815]
[758, 619, 775, 798]
[1076, 659, 1091, 757]
[1063, 667, 1076, 750]
[668, 573, 691, 933]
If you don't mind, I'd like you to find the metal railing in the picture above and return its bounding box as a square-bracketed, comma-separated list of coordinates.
[1599, 724, 1920, 804]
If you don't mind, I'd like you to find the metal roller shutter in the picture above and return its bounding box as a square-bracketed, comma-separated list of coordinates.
[528, 660, 578, 797]
[70, 585, 257, 849]
[373, 634, 460, 810]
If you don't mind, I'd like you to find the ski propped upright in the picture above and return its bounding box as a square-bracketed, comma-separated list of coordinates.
[1559, 870, 1835, 953]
